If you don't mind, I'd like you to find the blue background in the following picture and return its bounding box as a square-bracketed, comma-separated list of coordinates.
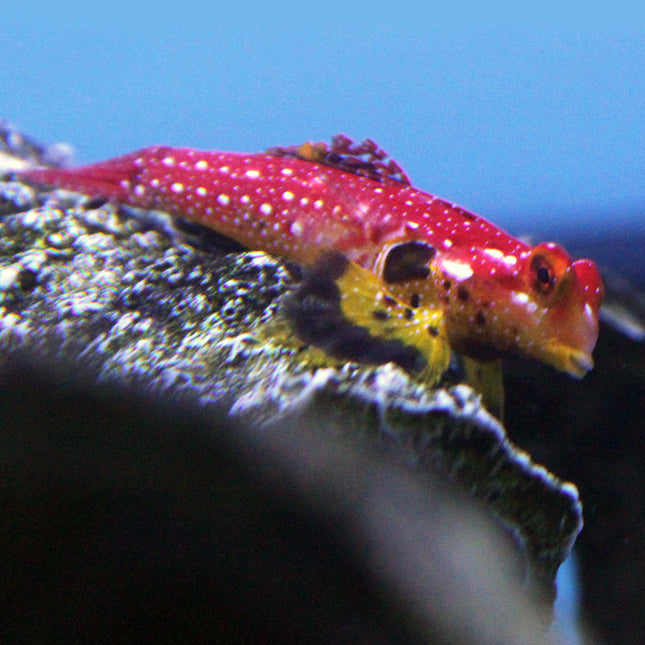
[2, 15, 644, 237]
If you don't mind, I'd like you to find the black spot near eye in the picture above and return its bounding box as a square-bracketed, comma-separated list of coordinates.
[475, 311, 486, 326]
[427, 325, 439, 336]
[443, 280, 451, 291]
[409, 292, 420, 308]
[457, 286, 469, 301]
[404, 308, 414, 320]
[383, 241, 435, 283]
[383, 294, 397, 307]
[372, 309, 389, 321]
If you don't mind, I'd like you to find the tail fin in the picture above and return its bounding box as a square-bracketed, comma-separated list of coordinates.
[18, 148, 160, 204]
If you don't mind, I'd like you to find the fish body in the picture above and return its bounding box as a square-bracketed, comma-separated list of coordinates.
[20, 138, 603, 379]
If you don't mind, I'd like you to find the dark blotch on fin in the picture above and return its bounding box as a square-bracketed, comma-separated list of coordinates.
[283, 251, 427, 373]
[383, 241, 434, 283]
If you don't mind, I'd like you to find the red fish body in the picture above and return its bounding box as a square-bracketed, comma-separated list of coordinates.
[20, 137, 603, 379]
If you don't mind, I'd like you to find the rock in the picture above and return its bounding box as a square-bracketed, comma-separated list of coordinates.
[1, 354, 565, 644]
[0, 134, 588, 639]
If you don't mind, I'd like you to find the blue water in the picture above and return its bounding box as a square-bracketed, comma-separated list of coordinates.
[552, 553, 585, 645]
[2, 19, 644, 235]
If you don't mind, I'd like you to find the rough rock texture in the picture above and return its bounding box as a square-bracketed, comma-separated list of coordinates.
[0, 173, 582, 597]
[2, 127, 620, 641]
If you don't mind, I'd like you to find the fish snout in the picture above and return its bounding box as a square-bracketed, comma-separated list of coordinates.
[571, 258, 604, 315]
[546, 257, 603, 377]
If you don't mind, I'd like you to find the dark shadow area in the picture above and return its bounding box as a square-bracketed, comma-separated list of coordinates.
[1, 353, 561, 644]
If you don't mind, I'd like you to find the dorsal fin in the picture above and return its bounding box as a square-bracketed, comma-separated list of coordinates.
[266, 134, 411, 185]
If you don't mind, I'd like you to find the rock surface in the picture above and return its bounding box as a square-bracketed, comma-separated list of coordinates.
[2, 125, 619, 641]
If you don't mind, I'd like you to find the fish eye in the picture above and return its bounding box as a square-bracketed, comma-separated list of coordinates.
[536, 265, 550, 285]
[531, 255, 555, 294]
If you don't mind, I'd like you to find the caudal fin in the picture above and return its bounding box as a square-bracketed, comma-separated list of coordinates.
[18, 148, 159, 203]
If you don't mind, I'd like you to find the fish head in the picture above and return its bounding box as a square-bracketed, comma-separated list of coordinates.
[437, 242, 603, 377]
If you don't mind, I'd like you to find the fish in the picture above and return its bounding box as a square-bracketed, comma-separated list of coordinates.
[19, 135, 603, 407]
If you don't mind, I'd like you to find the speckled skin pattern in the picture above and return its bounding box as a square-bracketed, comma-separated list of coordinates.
[21, 141, 603, 377]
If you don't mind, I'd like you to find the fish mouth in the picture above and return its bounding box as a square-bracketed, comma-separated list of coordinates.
[544, 341, 595, 379]
[565, 349, 595, 378]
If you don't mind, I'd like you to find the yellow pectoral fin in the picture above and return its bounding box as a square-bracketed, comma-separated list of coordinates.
[462, 357, 505, 420]
[282, 251, 451, 384]
[335, 257, 451, 384]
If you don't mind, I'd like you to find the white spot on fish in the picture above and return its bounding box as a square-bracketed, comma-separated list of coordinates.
[313, 199, 323, 210]
[281, 168, 294, 176]
[162, 157, 175, 167]
[171, 182, 184, 193]
[245, 169, 261, 179]
[502, 255, 518, 267]
[282, 191, 295, 201]
[240, 195, 251, 204]
[290, 221, 303, 236]
[217, 194, 230, 206]
[511, 291, 530, 305]
[443, 239, 453, 249]
[196, 187, 207, 197]
[195, 160, 209, 170]
[134, 185, 145, 196]
[260, 203, 272, 215]
[442, 260, 473, 281]
[150, 178, 160, 188]
[484, 248, 504, 259]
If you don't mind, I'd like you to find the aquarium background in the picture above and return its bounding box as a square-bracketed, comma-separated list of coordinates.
[2, 12, 644, 643]
[2, 18, 644, 237]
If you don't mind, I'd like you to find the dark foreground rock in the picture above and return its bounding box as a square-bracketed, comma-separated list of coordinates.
[2, 354, 568, 644]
